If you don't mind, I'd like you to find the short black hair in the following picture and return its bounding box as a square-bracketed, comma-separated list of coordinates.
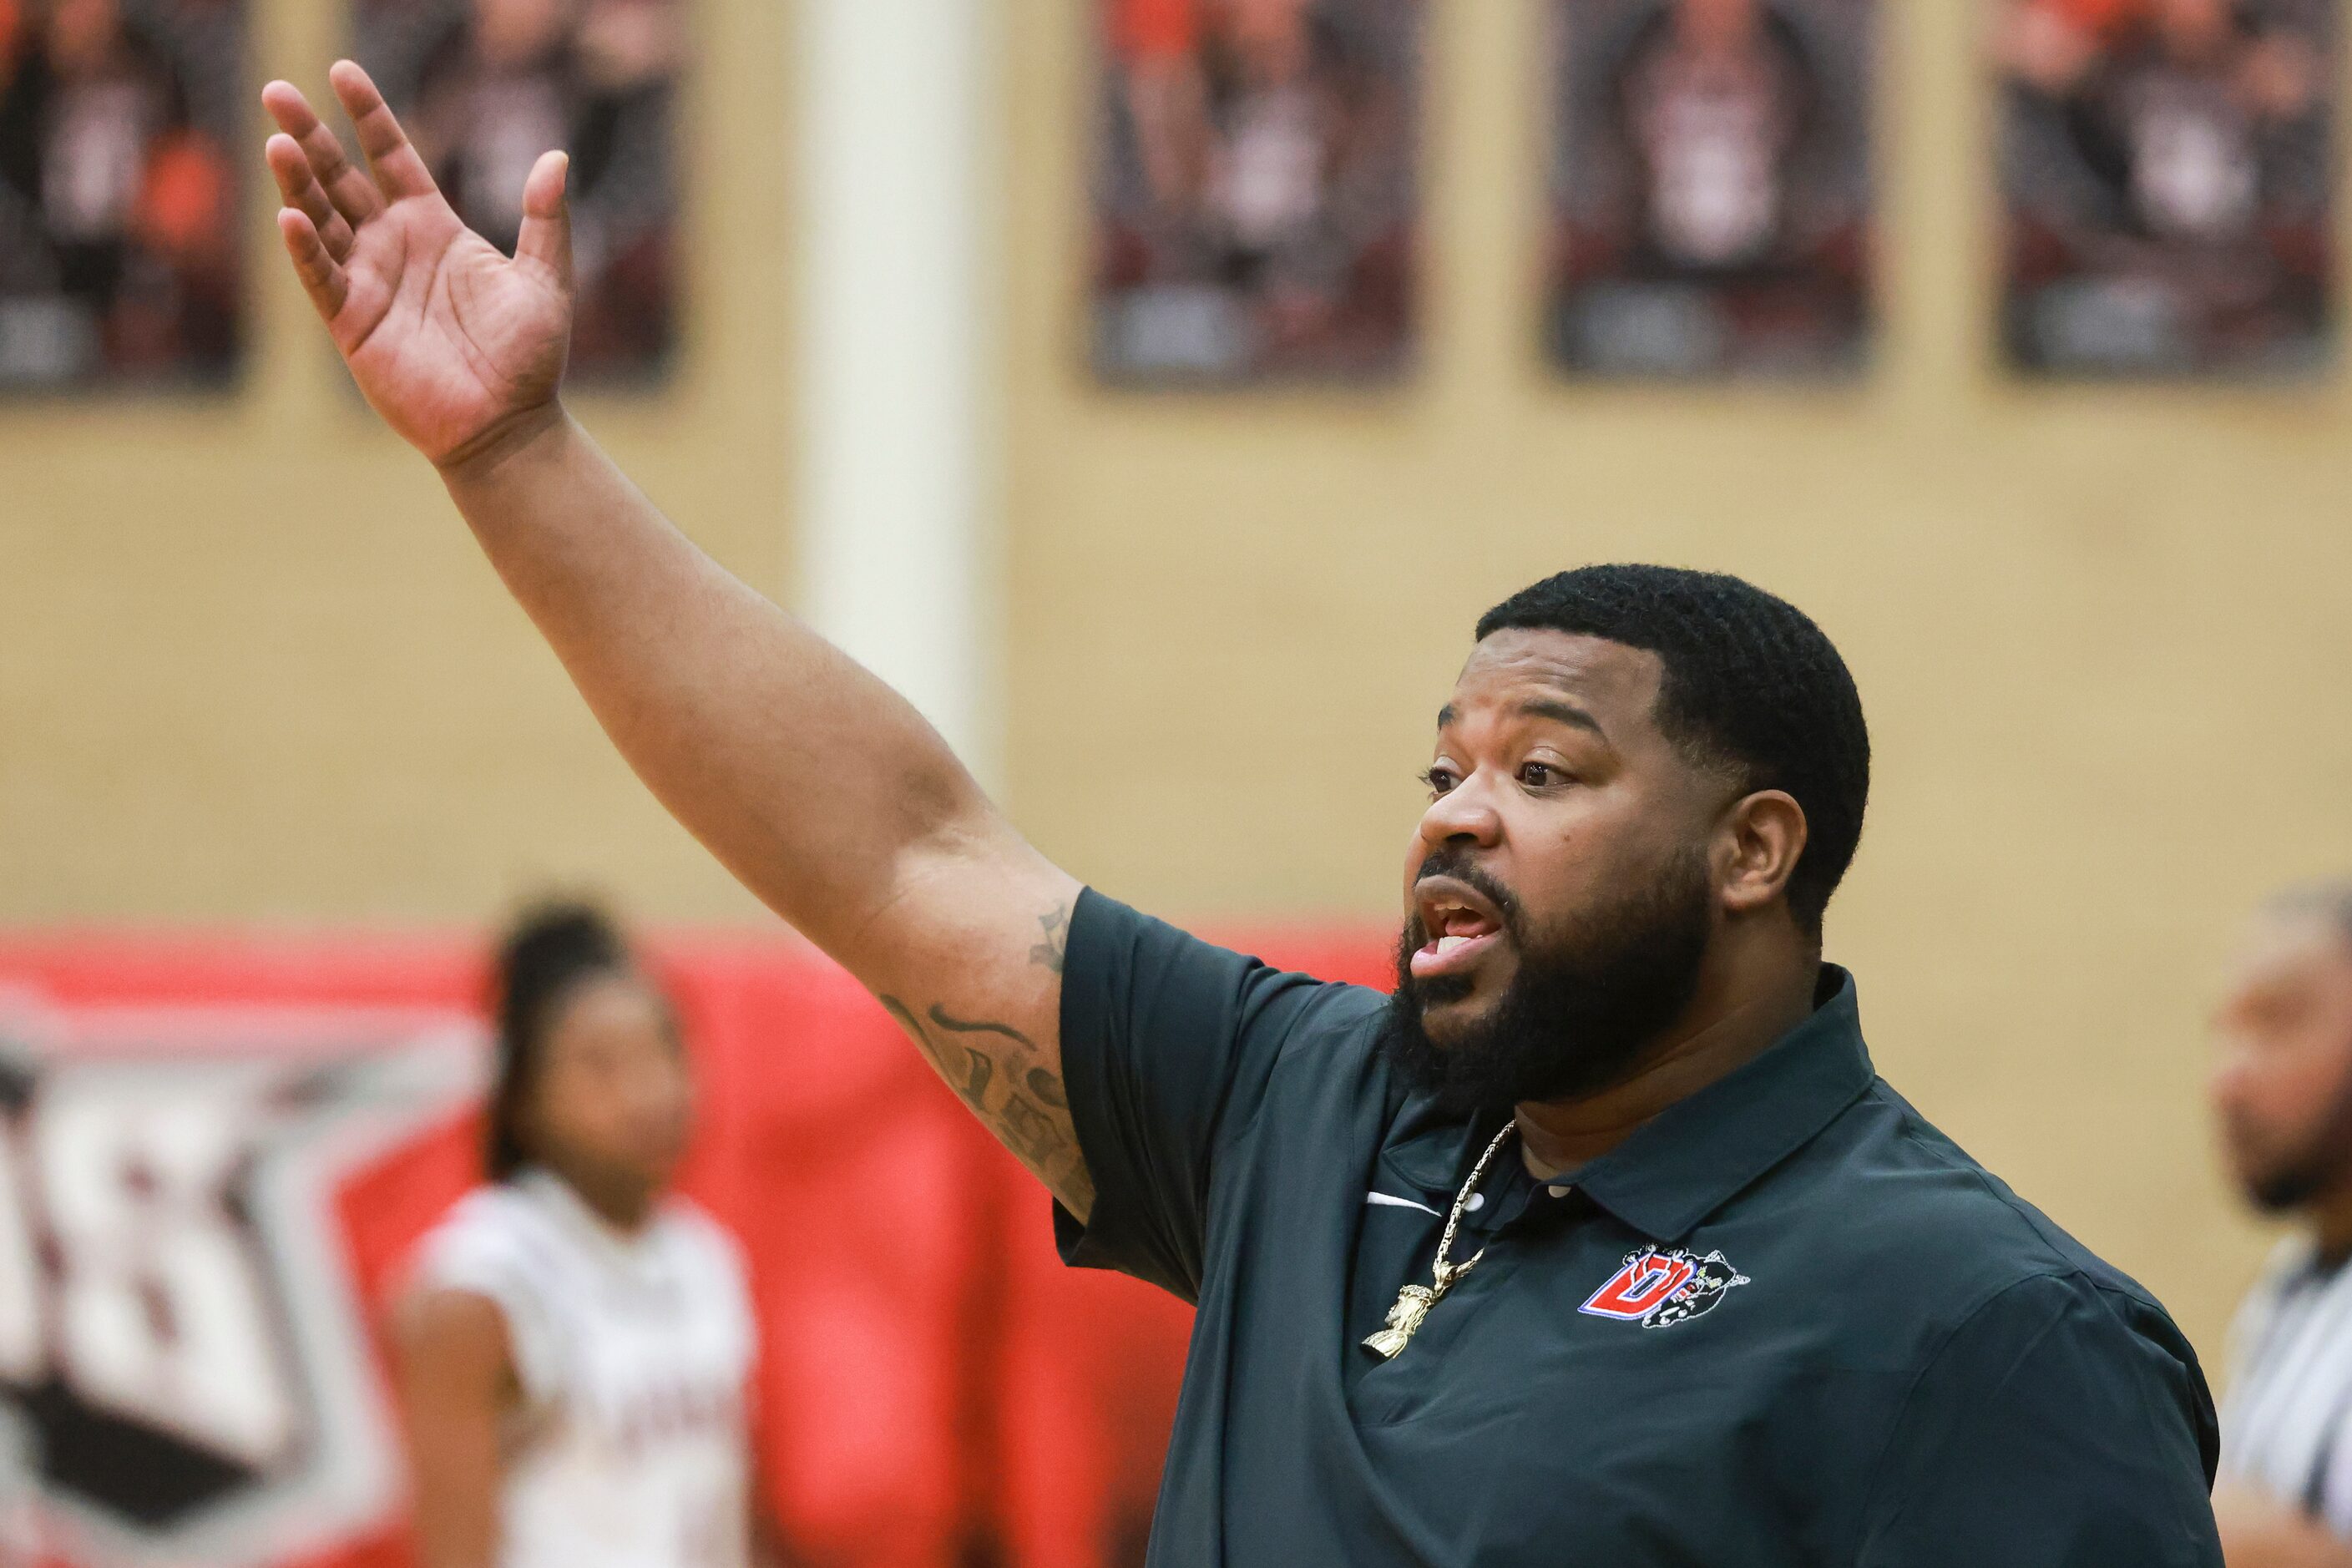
[2263, 880, 2352, 948]
[484, 901, 635, 1181]
[1476, 564, 1869, 934]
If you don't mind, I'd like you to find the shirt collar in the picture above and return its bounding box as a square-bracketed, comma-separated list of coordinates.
[1378, 966, 1875, 1244]
[515, 1166, 665, 1268]
[1569, 965, 1874, 1242]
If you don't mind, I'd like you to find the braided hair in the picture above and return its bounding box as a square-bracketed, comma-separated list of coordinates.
[1476, 564, 1871, 935]
[484, 902, 635, 1181]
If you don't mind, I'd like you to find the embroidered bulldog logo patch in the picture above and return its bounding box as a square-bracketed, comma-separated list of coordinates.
[1579, 1248, 1750, 1328]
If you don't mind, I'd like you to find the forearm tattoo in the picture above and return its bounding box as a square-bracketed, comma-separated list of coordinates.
[879, 901, 1091, 1213]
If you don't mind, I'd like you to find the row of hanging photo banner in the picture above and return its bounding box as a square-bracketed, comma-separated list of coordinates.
[0, 0, 2335, 393]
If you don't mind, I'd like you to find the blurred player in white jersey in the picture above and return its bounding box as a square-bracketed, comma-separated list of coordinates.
[397, 904, 767, 1568]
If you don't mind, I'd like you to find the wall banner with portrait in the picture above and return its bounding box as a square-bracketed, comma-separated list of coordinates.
[1545, 0, 1877, 380]
[1996, 0, 2335, 377]
[1090, 0, 1424, 386]
[0, 0, 247, 392]
[355, 0, 685, 384]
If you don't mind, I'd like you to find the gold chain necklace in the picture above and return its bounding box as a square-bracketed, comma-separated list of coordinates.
[1363, 1120, 1520, 1361]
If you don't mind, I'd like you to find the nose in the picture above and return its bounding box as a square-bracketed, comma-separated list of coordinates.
[621, 1053, 687, 1115]
[2205, 1041, 2251, 1112]
[1417, 771, 1504, 852]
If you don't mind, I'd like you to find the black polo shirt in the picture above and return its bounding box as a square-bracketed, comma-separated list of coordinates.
[1053, 891, 2223, 1566]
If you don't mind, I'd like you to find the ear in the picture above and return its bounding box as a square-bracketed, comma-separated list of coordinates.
[1715, 790, 1808, 918]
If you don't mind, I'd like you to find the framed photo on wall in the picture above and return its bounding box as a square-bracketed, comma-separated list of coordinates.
[354, 0, 685, 384]
[1995, 0, 2335, 377]
[0, 0, 247, 392]
[1544, 0, 1877, 380]
[1090, 0, 1424, 386]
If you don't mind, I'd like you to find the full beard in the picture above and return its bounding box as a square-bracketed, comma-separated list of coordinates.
[2250, 1159, 2335, 1216]
[2242, 1083, 2352, 1216]
[1377, 844, 1717, 1120]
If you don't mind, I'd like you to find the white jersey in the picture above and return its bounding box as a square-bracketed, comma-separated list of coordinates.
[409, 1171, 757, 1568]
[2222, 1236, 2352, 1535]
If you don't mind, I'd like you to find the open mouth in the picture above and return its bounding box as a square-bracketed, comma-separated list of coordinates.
[1409, 877, 1508, 984]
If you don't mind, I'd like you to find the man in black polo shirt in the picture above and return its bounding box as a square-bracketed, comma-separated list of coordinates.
[1045, 571, 2220, 1565]
[263, 69, 2222, 1564]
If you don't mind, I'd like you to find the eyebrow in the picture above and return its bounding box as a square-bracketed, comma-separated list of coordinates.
[1520, 699, 1606, 736]
[1434, 698, 1606, 737]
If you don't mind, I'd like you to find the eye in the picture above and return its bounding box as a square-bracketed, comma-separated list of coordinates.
[1519, 761, 1561, 789]
[1419, 766, 1459, 798]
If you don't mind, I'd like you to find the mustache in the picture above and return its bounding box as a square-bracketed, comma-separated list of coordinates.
[1408, 844, 1524, 942]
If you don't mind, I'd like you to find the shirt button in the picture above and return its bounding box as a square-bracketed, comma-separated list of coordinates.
[1546, 1185, 1571, 1199]
[1464, 1192, 1485, 1211]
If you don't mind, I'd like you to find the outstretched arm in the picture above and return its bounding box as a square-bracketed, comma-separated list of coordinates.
[261, 64, 1091, 1216]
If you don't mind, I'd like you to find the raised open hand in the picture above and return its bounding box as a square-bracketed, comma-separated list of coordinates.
[263, 63, 573, 468]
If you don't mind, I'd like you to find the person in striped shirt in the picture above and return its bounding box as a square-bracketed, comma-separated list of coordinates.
[2212, 879, 2352, 1567]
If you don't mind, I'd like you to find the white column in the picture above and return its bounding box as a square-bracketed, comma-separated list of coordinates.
[795, 0, 999, 786]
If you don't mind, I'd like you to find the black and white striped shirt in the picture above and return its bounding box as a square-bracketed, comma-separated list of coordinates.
[2224, 1240, 2352, 1530]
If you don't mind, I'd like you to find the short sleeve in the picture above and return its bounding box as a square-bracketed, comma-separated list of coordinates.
[410, 1204, 566, 1407]
[1859, 1272, 2223, 1567]
[1052, 888, 1375, 1302]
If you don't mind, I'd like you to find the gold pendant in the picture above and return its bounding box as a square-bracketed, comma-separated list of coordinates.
[1363, 1283, 1438, 1360]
